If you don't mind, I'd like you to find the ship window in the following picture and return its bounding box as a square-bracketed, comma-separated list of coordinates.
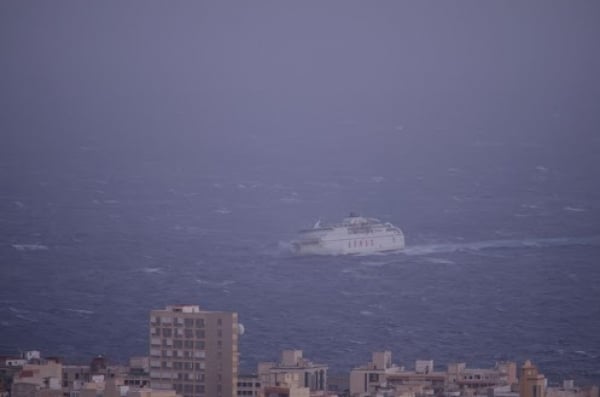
[359, 240, 362, 247]
[371, 239, 374, 246]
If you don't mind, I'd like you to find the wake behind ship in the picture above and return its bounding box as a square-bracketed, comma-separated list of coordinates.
[292, 213, 405, 255]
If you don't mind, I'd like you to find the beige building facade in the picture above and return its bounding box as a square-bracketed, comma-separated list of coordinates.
[259, 350, 327, 393]
[519, 361, 546, 397]
[350, 352, 518, 397]
[237, 374, 260, 397]
[11, 360, 63, 397]
[350, 351, 402, 396]
[262, 373, 310, 397]
[149, 304, 240, 397]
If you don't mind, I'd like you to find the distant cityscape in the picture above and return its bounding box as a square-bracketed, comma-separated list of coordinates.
[1, 304, 598, 397]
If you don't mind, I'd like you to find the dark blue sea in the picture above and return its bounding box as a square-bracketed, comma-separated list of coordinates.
[1, 137, 600, 386]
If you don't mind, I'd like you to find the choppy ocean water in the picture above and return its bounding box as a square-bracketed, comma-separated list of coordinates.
[1, 163, 599, 386]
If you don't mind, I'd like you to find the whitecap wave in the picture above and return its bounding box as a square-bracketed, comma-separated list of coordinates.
[521, 204, 539, 209]
[196, 279, 236, 288]
[348, 339, 366, 345]
[142, 267, 162, 274]
[8, 307, 37, 322]
[425, 257, 456, 265]
[280, 196, 301, 204]
[64, 308, 94, 315]
[258, 240, 295, 257]
[404, 235, 600, 256]
[564, 206, 586, 212]
[304, 181, 342, 189]
[355, 249, 403, 257]
[360, 260, 387, 267]
[12, 244, 48, 251]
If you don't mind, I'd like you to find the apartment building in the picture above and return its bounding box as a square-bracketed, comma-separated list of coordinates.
[350, 351, 401, 396]
[149, 304, 240, 397]
[237, 374, 260, 397]
[519, 361, 546, 397]
[11, 359, 62, 397]
[259, 350, 328, 393]
[350, 352, 517, 397]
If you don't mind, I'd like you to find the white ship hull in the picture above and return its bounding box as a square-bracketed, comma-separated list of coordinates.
[292, 215, 405, 256]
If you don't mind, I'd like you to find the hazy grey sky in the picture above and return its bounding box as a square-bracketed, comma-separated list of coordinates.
[2, 2, 599, 181]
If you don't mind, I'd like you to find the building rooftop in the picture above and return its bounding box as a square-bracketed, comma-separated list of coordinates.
[164, 305, 201, 313]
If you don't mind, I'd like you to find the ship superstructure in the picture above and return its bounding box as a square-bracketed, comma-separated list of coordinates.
[292, 213, 405, 255]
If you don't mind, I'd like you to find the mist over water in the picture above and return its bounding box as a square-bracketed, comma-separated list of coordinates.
[2, 1, 600, 386]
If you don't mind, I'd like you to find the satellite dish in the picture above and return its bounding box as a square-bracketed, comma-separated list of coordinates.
[237, 323, 245, 336]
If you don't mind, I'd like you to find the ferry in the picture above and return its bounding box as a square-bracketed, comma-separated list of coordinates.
[292, 213, 405, 255]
